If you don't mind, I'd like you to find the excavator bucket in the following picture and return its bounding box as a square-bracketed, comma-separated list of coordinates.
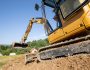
[13, 42, 28, 48]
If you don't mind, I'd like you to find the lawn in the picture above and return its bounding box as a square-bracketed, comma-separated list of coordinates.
[0, 55, 21, 69]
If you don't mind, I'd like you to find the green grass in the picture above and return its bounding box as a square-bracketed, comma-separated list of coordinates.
[0, 62, 6, 69]
[0, 56, 10, 69]
[0, 55, 21, 69]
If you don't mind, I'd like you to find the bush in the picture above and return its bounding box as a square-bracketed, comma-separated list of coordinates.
[27, 38, 49, 48]
[0, 38, 49, 55]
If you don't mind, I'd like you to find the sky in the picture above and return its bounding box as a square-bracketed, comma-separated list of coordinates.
[0, 0, 56, 44]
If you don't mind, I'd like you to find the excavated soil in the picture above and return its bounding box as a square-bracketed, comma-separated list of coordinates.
[2, 54, 90, 70]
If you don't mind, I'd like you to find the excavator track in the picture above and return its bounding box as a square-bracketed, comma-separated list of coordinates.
[37, 35, 90, 60]
[25, 35, 90, 63]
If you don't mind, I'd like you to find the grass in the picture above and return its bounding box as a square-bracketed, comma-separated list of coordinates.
[0, 55, 21, 69]
[0, 56, 10, 69]
[0, 62, 5, 69]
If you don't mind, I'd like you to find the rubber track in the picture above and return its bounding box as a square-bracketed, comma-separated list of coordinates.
[38, 35, 90, 60]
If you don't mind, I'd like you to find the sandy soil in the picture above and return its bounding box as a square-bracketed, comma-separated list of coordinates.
[2, 54, 90, 70]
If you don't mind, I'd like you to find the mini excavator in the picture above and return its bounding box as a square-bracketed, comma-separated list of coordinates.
[13, 0, 90, 63]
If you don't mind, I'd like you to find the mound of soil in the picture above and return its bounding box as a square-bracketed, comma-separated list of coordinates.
[2, 54, 90, 70]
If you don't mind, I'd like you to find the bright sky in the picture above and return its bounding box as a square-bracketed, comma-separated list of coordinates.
[0, 0, 56, 44]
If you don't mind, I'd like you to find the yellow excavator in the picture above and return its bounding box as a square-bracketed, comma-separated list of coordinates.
[14, 0, 90, 63]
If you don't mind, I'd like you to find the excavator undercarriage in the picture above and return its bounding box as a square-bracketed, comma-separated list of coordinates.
[25, 35, 90, 64]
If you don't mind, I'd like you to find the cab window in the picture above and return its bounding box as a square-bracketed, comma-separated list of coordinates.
[60, 0, 87, 18]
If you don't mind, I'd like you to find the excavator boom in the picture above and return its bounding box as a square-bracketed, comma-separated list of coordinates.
[21, 18, 46, 43]
[13, 18, 46, 48]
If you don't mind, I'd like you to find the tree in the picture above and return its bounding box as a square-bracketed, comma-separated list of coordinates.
[27, 38, 49, 48]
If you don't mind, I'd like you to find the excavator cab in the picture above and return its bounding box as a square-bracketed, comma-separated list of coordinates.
[40, 0, 90, 44]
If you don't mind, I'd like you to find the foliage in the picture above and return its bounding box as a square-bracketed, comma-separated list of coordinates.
[0, 38, 49, 56]
[27, 38, 49, 49]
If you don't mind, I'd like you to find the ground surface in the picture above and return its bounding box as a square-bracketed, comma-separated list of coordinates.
[2, 54, 90, 70]
[0, 55, 21, 70]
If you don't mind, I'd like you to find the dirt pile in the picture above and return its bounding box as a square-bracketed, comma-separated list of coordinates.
[2, 54, 90, 70]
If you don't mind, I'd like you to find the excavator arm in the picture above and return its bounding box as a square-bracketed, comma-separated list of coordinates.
[21, 18, 45, 43]
[13, 18, 46, 48]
